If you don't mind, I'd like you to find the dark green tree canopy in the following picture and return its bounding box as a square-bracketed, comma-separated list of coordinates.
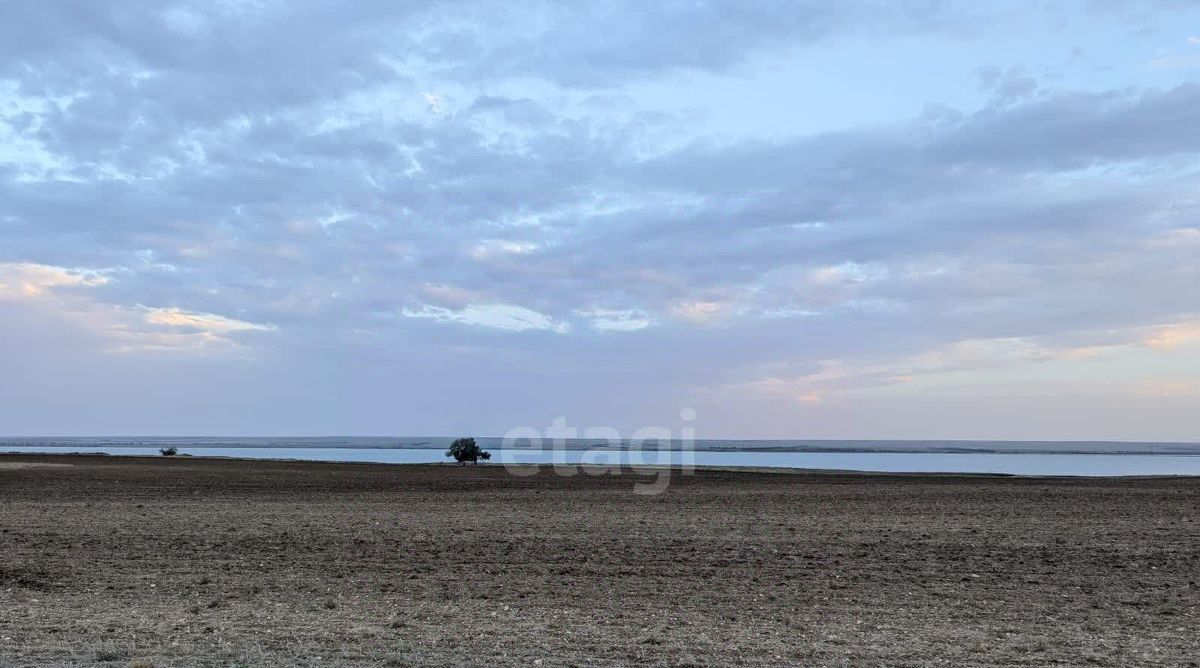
[446, 437, 491, 465]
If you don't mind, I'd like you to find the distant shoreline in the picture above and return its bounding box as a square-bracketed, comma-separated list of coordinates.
[3, 436, 1199, 456]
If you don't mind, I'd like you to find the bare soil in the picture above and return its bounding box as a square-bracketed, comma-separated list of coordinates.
[1, 454, 1198, 667]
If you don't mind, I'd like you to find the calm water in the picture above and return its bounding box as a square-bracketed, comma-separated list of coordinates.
[3, 445, 1200, 476]
[4, 436, 1200, 455]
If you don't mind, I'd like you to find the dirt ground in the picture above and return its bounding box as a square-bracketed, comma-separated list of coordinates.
[1, 454, 1197, 667]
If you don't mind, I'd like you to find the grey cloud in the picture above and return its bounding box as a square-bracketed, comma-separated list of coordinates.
[934, 83, 1200, 168]
[2, 1, 1198, 436]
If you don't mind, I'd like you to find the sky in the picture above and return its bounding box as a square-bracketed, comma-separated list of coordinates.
[1, 1, 1199, 441]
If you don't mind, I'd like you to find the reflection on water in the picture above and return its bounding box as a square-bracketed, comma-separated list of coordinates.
[3, 446, 1200, 476]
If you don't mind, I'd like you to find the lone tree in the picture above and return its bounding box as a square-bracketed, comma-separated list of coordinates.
[159, 446, 178, 456]
[446, 437, 491, 465]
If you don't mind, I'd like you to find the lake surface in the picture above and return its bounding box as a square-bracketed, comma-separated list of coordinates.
[3, 445, 1200, 476]
[5, 436, 1199, 455]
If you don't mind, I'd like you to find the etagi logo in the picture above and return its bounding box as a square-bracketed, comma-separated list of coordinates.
[500, 409, 697, 495]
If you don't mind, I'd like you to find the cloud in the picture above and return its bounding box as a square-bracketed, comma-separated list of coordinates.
[713, 318, 1200, 407]
[0, 262, 108, 297]
[141, 307, 275, 334]
[418, 283, 478, 310]
[0, 261, 274, 355]
[1, 2, 1199, 436]
[470, 240, 541, 260]
[1148, 227, 1200, 247]
[1143, 323, 1200, 350]
[1139, 380, 1198, 397]
[106, 307, 276, 354]
[1148, 54, 1200, 70]
[577, 308, 655, 332]
[976, 66, 1038, 104]
[792, 262, 888, 307]
[668, 300, 733, 325]
[402, 303, 569, 333]
[422, 92, 446, 115]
